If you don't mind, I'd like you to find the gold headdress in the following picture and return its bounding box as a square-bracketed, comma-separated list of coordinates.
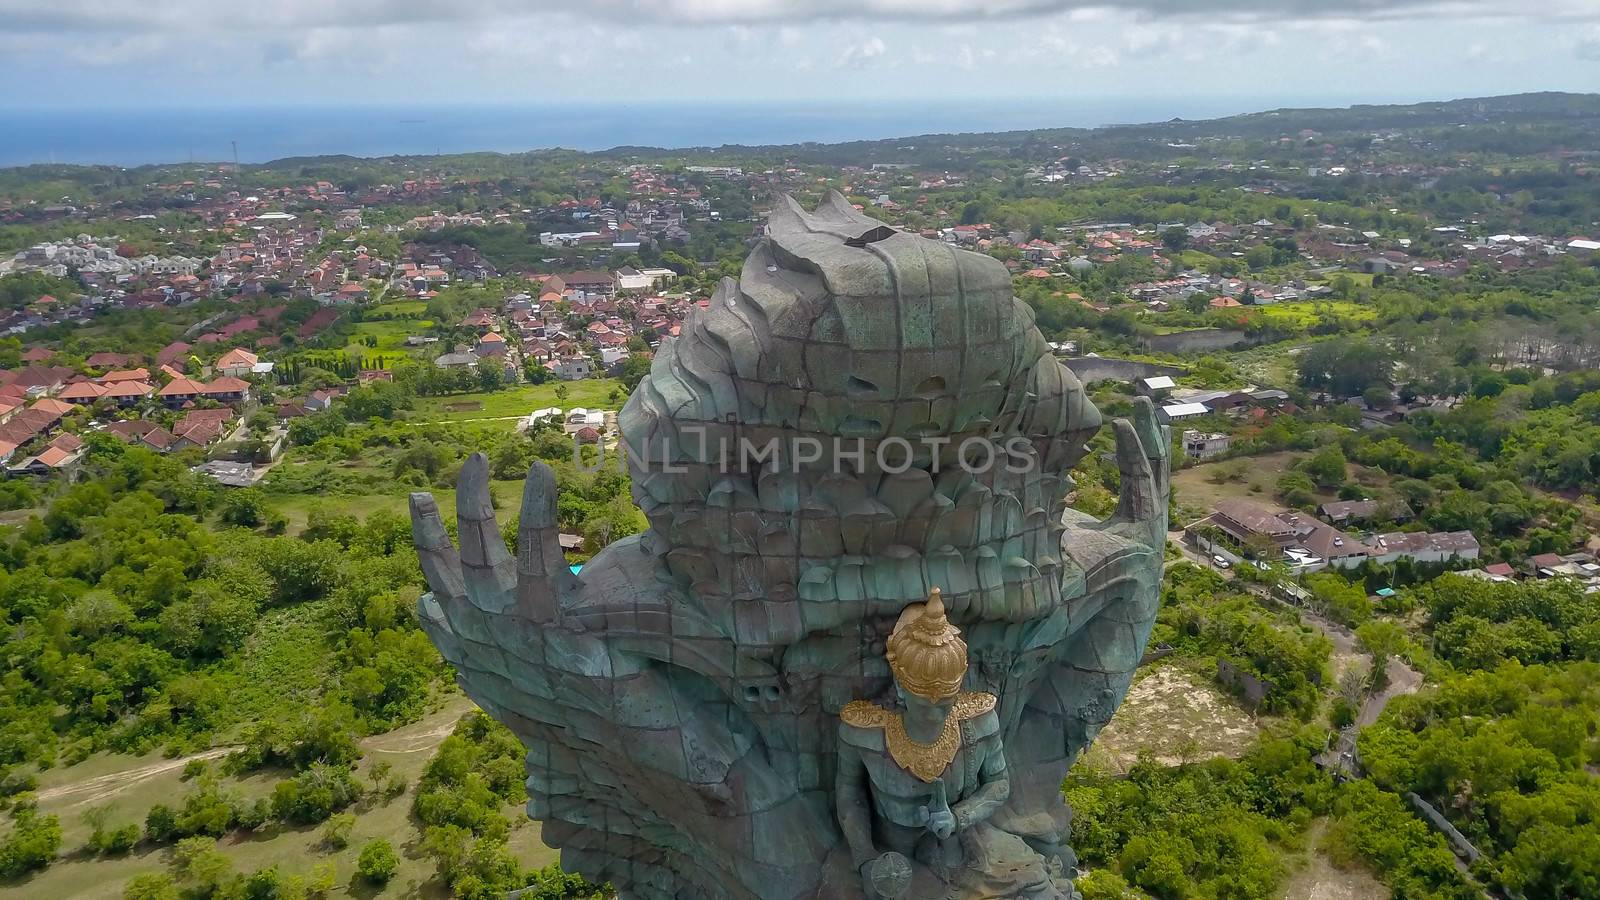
[886, 588, 966, 701]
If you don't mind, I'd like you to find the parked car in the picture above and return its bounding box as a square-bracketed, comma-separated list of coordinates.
[1212, 554, 1231, 569]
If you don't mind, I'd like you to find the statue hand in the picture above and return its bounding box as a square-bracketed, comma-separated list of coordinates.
[1102, 396, 1170, 547]
[927, 808, 957, 840]
[410, 455, 581, 660]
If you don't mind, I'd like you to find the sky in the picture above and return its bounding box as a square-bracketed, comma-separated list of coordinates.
[1, 0, 1599, 113]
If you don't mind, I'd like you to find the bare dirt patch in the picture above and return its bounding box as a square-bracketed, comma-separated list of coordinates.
[1280, 820, 1390, 900]
[1171, 450, 1307, 522]
[1076, 665, 1259, 772]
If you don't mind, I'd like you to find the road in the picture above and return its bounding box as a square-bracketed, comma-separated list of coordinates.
[1167, 534, 1423, 754]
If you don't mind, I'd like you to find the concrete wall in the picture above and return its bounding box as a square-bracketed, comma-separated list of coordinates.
[1062, 356, 1186, 386]
[1406, 793, 1483, 863]
[1143, 328, 1254, 354]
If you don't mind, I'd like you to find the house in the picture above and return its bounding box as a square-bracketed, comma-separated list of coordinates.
[1196, 500, 1369, 570]
[563, 271, 616, 299]
[435, 351, 478, 369]
[1207, 499, 1300, 548]
[475, 332, 508, 358]
[1181, 430, 1230, 460]
[159, 377, 207, 406]
[1527, 552, 1566, 577]
[1158, 402, 1209, 423]
[215, 348, 260, 378]
[101, 381, 155, 405]
[614, 266, 652, 291]
[1137, 375, 1176, 399]
[200, 376, 251, 403]
[1319, 499, 1379, 525]
[8, 443, 84, 478]
[100, 367, 152, 384]
[58, 381, 108, 404]
[304, 388, 340, 412]
[194, 459, 255, 487]
[29, 398, 74, 421]
[1525, 552, 1600, 581]
[1365, 531, 1479, 565]
[460, 310, 498, 332]
[551, 357, 593, 381]
[1483, 562, 1517, 581]
[563, 408, 606, 435]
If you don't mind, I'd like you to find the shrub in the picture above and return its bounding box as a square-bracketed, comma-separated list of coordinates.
[144, 804, 178, 843]
[121, 871, 181, 900]
[0, 803, 61, 877]
[357, 837, 400, 884]
[321, 811, 356, 849]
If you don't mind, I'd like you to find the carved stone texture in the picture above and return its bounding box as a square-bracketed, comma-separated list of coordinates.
[412, 193, 1169, 899]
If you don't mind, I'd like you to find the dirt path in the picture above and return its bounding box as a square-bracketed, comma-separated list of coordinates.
[35, 698, 476, 809]
[362, 719, 459, 754]
[35, 746, 240, 808]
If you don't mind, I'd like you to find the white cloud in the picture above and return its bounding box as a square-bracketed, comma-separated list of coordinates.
[6, 0, 1600, 34]
[835, 35, 887, 67]
[1572, 24, 1600, 59]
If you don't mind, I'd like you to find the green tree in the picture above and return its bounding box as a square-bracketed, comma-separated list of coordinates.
[357, 837, 400, 884]
[121, 872, 181, 900]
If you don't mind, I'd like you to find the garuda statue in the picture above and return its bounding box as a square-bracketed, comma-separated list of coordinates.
[411, 192, 1168, 899]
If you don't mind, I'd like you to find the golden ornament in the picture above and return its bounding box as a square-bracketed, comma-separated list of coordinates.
[840, 692, 996, 783]
[886, 587, 967, 702]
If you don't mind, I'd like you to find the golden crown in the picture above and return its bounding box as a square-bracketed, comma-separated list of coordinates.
[886, 588, 967, 701]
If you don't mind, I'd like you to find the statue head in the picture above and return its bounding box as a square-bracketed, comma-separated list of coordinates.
[887, 587, 966, 709]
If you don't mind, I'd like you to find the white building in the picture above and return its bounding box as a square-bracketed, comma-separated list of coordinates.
[1182, 430, 1231, 460]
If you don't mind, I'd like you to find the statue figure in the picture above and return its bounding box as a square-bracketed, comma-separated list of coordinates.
[837, 587, 1065, 898]
[411, 193, 1167, 899]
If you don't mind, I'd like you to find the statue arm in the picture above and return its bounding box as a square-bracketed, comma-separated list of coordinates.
[833, 739, 878, 871]
[952, 744, 1010, 832]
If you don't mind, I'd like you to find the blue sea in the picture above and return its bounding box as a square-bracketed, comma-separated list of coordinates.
[0, 96, 1330, 168]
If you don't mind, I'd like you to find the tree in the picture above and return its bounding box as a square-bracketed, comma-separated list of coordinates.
[219, 488, 268, 528]
[121, 872, 181, 900]
[1355, 620, 1407, 688]
[1302, 446, 1348, 490]
[553, 383, 570, 404]
[619, 353, 653, 391]
[172, 836, 232, 893]
[0, 803, 61, 877]
[1161, 226, 1189, 253]
[358, 838, 400, 884]
[321, 811, 356, 849]
[1297, 338, 1394, 398]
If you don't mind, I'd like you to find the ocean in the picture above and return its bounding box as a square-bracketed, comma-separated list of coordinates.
[0, 96, 1328, 168]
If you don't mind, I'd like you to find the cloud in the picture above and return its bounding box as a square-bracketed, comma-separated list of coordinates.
[6, 0, 1600, 35]
[1573, 24, 1600, 59]
[835, 35, 887, 67]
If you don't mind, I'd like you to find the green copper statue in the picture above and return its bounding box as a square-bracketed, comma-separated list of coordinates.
[411, 193, 1168, 898]
[837, 587, 1065, 897]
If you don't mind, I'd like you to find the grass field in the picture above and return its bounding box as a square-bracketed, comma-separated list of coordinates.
[366, 300, 429, 318]
[410, 379, 624, 422]
[1252, 299, 1376, 327]
[3, 696, 557, 898]
[352, 318, 433, 351]
[1227, 337, 1321, 388]
[1170, 450, 1308, 524]
[268, 477, 528, 534]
